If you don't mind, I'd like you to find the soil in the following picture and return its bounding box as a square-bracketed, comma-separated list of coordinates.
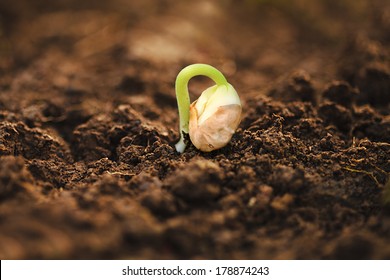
[0, 0, 389, 259]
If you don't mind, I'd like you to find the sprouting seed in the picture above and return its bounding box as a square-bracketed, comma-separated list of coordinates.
[174, 63, 242, 153]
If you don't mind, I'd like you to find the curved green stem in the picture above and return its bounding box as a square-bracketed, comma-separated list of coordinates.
[175, 63, 228, 153]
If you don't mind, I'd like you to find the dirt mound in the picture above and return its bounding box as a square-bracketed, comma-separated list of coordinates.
[0, 0, 389, 259]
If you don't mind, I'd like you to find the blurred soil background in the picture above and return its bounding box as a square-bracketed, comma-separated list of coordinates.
[0, 0, 389, 259]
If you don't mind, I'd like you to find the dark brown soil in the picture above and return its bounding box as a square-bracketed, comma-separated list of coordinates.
[0, 0, 389, 259]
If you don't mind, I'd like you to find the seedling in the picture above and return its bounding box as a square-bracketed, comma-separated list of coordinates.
[175, 64, 242, 153]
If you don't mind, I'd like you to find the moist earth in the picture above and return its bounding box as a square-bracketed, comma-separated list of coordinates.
[0, 0, 389, 259]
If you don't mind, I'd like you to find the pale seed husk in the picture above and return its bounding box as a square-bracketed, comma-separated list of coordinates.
[189, 102, 242, 152]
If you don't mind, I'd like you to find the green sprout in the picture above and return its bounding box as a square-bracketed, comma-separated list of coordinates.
[175, 64, 242, 153]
